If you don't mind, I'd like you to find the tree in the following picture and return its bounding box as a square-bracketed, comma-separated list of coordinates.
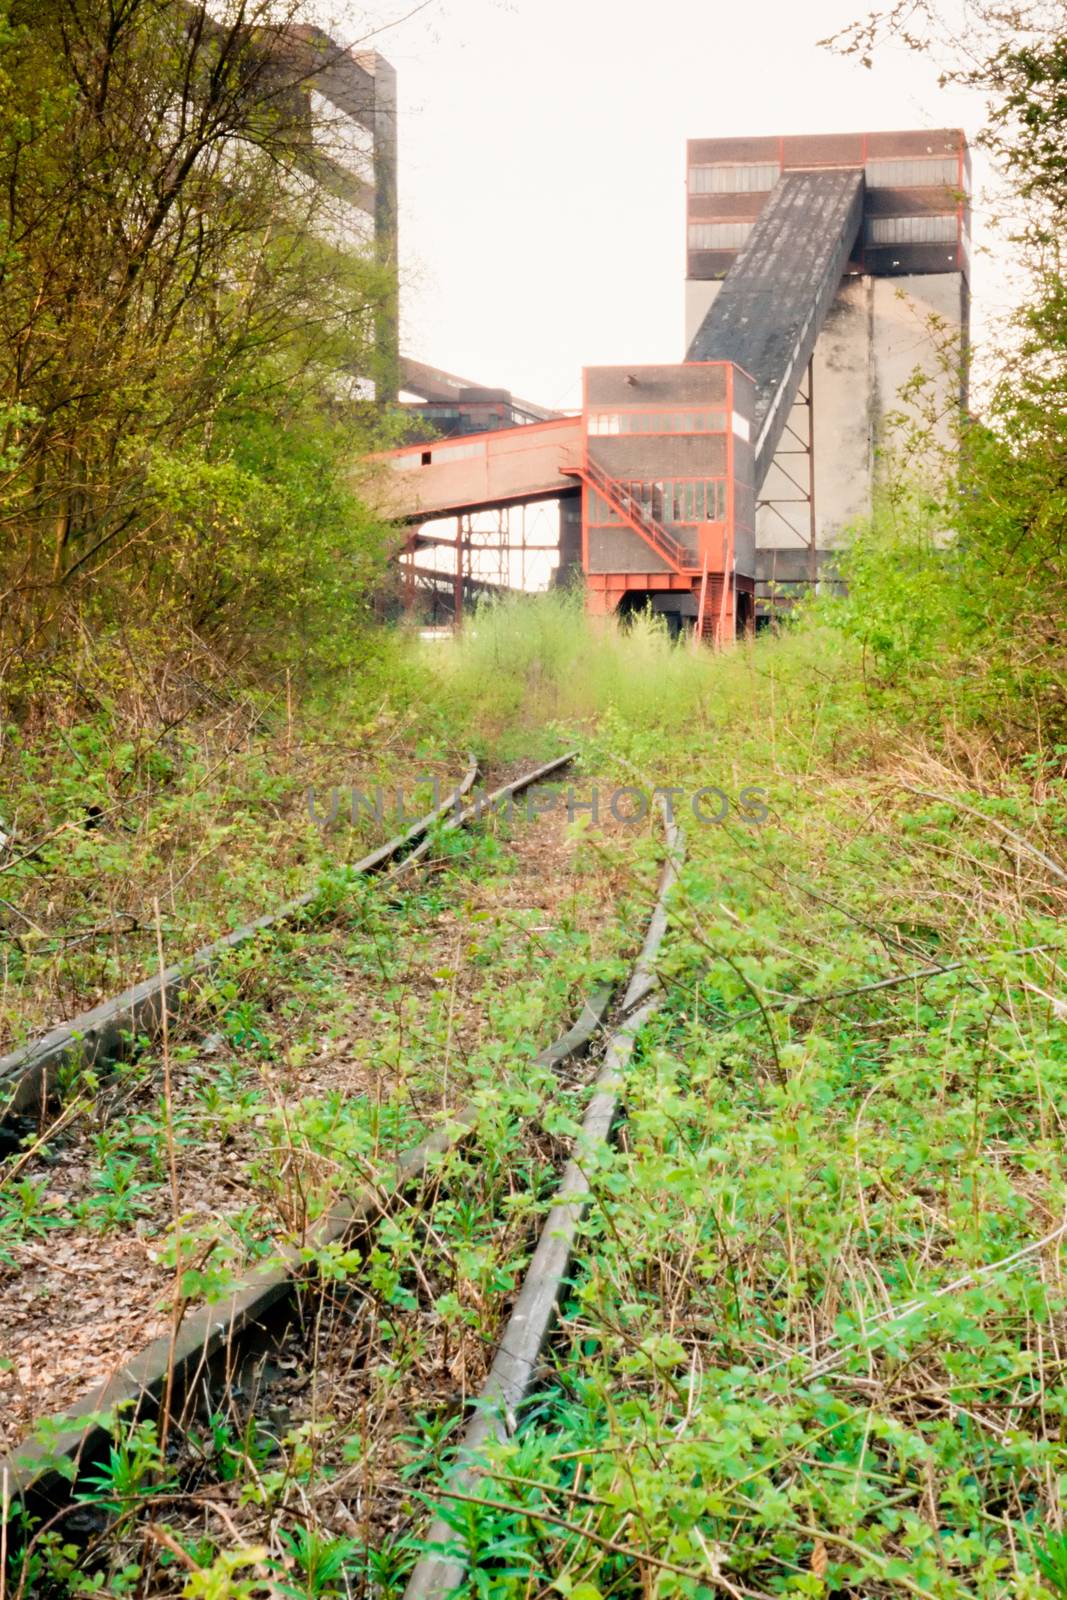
[0, 0, 396, 691]
[823, 1, 1067, 743]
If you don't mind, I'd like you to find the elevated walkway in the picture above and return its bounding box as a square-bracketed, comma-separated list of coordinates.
[373, 415, 583, 523]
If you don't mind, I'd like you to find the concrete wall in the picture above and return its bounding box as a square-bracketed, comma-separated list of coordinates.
[685, 270, 965, 574]
[554, 493, 583, 583]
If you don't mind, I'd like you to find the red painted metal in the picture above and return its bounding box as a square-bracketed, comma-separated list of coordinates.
[694, 552, 709, 648]
[379, 413, 577, 461]
[563, 460, 694, 575]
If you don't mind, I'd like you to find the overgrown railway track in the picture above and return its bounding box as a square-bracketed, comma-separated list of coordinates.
[0, 754, 496, 1124]
[404, 802, 683, 1599]
[0, 750, 682, 1596]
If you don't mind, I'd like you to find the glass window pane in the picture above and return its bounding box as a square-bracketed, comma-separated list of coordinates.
[867, 214, 957, 245]
[865, 156, 959, 188]
[688, 221, 754, 250]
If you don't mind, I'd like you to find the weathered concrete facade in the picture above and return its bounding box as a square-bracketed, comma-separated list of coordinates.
[686, 269, 966, 583]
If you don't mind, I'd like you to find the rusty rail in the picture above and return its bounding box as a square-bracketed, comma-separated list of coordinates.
[402, 800, 685, 1600]
[0, 759, 483, 1124]
[1, 752, 583, 1517]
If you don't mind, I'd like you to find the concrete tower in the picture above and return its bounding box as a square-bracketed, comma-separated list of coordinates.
[684, 130, 970, 606]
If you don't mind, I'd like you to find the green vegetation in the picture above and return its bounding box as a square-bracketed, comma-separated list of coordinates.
[5, 595, 1064, 1597]
[417, 613, 1067, 1597]
[0, 0, 398, 693]
[1, 0, 1066, 1596]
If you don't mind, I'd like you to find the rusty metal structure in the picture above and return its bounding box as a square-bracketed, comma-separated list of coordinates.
[377, 127, 970, 637]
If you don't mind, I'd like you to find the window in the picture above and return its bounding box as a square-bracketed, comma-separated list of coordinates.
[867, 214, 958, 245]
[689, 163, 778, 194]
[586, 489, 622, 524]
[586, 480, 727, 526]
[865, 157, 960, 188]
[687, 221, 753, 251]
[587, 409, 726, 435]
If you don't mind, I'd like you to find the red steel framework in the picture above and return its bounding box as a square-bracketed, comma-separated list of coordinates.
[577, 361, 751, 642]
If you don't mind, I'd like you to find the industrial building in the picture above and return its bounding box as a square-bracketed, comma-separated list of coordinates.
[377, 127, 970, 637]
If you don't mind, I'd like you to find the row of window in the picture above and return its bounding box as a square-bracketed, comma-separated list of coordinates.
[687, 155, 961, 195]
[393, 437, 485, 471]
[587, 479, 727, 526]
[867, 213, 958, 244]
[587, 409, 726, 436]
[688, 213, 958, 254]
[687, 222, 753, 250]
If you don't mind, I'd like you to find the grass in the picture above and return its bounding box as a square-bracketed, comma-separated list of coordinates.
[0, 630, 450, 1054]
[444, 785, 1066, 1597]
[0, 782, 646, 1458]
[3, 592, 1066, 1599]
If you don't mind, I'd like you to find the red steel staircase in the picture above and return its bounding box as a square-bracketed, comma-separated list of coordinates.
[563, 458, 696, 575]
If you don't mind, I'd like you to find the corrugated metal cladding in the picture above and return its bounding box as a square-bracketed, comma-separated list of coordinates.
[685, 127, 968, 282]
[589, 435, 730, 482]
[689, 163, 779, 194]
[586, 365, 729, 408]
[687, 169, 865, 491]
[867, 215, 958, 244]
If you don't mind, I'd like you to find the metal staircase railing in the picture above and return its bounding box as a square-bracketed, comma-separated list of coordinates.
[564, 457, 694, 574]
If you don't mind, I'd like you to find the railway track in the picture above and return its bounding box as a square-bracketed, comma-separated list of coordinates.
[0, 754, 492, 1126]
[404, 802, 683, 1599]
[0, 751, 680, 1586]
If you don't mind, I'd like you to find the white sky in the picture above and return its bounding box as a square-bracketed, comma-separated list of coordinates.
[336, 0, 1003, 412]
